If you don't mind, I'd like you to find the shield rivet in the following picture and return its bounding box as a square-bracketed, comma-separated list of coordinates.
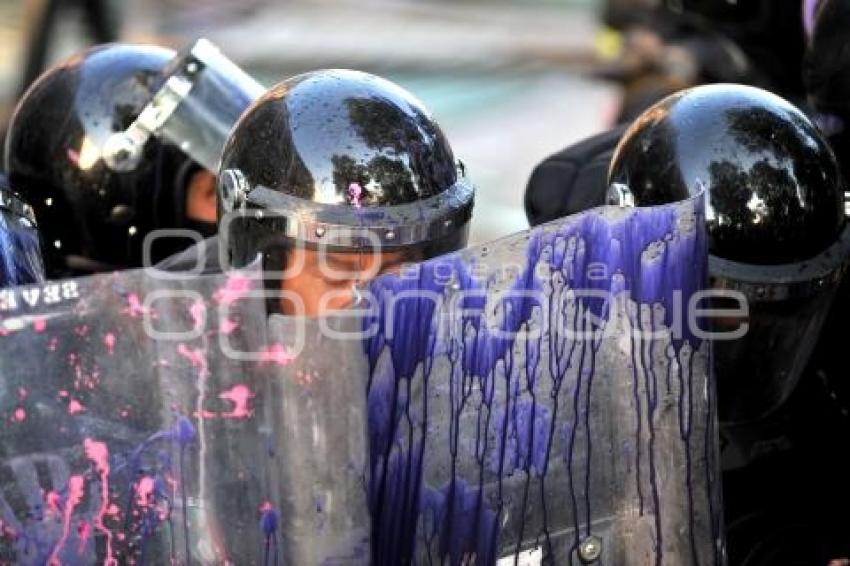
[385, 230, 396, 241]
[578, 535, 602, 563]
[315, 227, 326, 238]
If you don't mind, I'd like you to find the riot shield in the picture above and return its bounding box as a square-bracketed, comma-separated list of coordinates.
[0, 267, 292, 565]
[261, 195, 724, 564]
[0, 194, 723, 565]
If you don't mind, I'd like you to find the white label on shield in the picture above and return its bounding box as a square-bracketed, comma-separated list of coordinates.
[497, 547, 543, 566]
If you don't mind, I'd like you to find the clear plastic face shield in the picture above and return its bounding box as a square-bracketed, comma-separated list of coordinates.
[710, 224, 850, 425]
[217, 167, 474, 317]
[0, 190, 45, 288]
[102, 39, 265, 173]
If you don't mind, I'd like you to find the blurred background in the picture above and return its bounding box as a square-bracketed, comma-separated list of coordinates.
[0, 0, 618, 244]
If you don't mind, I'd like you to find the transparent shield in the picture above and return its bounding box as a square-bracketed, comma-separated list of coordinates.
[156, 40, 265, 171]
[0, 195, 723, 566]
[0, 268, 287, 565]
[357, 194, 724, 565]
[264, 314, 372, 565]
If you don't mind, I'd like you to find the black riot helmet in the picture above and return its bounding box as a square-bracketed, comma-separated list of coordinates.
[608, 83, 850, 425]
[217, 69, 474, 269]
[0, 175, 45, 288]
[5, 41, 264, 278]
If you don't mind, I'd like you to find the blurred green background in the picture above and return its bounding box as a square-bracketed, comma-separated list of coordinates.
[0, 0, 617, 243]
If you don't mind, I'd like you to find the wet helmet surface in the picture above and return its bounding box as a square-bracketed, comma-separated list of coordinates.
[218, 69, 473, 267]
[609, 83, 844, 265]
[5, 44, 201, 277]
[608, 83, 850, 425]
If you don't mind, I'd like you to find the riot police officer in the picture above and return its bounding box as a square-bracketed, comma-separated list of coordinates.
[0, 174, 44, 287]
[606, 84, 850, 425]
[4, 40, 264, 279]
[532, 83, 850, 563]
[166, 69, 475, 317]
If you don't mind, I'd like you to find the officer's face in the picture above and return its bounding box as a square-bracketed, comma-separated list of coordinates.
[185, 170, 217, 223]
[278, 247, 411, 317]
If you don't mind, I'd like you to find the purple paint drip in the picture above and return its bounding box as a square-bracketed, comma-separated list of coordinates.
[364, 197, 714, 564]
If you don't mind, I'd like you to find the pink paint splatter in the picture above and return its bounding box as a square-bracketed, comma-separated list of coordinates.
[73, 325, 89, 337]
[213, 273, 254, 307]
[48, 474, 85, 565]
[59, 390, 69, 398]
[45, 490, 62, 516]
[18, 387, 27, 400]
[103, 333, 116, 354]
[77, 519, 91, 554]
[84, 438, 117, 565]
[12, 408, 25, 422]
[32, 317, 47, 333]
[0, 518, 17, 539]
[258, 343, 296, 366]
[219, 385, 254, 419]
[122, 293, 150, 318]
[193, 408, 218, 419]
[177, 344, 209, 378]
[295, 370, 317, 386]
[348, 182, 364, 208]
[71, 363, 101, 391]
[219, 318, 239, 335]
[68, 399, 85, 415]
[190, 300, 206, 333]
[48, 337, 58, 351]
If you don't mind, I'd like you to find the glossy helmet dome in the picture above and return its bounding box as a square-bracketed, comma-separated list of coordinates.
[608, 83, 850, 424]
[217, 69, 474, 269]
[5, 41, 264, 278]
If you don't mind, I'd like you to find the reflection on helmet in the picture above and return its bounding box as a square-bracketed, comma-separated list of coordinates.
[4, 42, 263, 279]
[608, 83, 850, 424]
[0, 176, 44, 288]
[218, 69, 474, 270]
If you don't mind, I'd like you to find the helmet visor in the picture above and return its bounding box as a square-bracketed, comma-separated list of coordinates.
[106, 39, 265, 173]
[710, 223, 850, 423]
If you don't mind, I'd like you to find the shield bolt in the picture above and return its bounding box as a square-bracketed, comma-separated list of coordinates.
[578, 535, 602, 563]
